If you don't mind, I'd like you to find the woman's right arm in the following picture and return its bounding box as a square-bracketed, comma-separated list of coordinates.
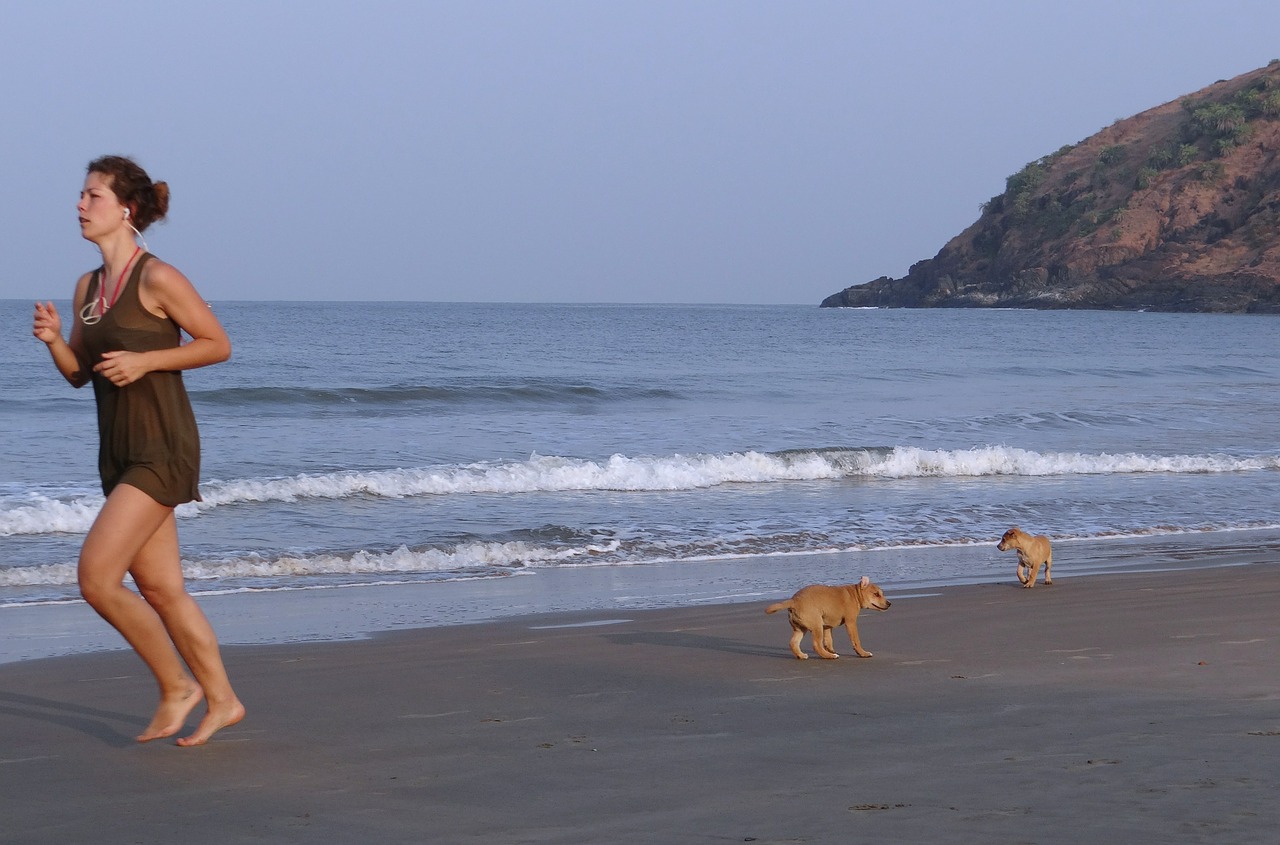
[33, 274, 92, 388]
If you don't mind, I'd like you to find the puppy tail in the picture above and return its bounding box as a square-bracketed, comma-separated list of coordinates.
[765, 600, 792, 615]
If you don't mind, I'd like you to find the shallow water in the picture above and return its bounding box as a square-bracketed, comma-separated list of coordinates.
[4, 301, 1280, 608]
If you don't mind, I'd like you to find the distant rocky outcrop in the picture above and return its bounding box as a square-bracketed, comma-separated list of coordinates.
[822, 62, 1280, 313]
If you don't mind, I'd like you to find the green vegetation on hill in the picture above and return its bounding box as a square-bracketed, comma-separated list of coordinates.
[989, 70, 1280, 245]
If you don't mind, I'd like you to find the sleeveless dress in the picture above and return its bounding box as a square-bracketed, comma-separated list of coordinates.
[79, 253, 203, 506]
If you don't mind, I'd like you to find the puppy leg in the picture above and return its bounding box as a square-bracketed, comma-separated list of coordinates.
[1018, 552, 1037, 588]
[820, 627, 840, 659]
[788, 622, 809, 659]
[1044, 551, 1053, 585]
[845, 620, 873, 658]
[812, 624, 839, 659]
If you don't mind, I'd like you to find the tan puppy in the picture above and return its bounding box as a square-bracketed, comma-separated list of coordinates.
[765, 576, 891, 660]
[998, 527, 1053, 588]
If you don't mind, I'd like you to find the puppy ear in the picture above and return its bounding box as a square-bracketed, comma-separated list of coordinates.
[860, 575, 870, 587]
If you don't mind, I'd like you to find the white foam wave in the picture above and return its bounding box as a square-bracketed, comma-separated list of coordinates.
[0, 561, 78, 587]
[855, 446, 1279, 478]
[197, 447, 1280, 506]
[0, 539, 623, 588]
[196, 451, 841, 507]
[0, 492, 196, 537]
[4, 446, 1277, 537]
[182, 539, 616, 582]
[0, 494, 104, 537]
[6, 521, 1279, 594]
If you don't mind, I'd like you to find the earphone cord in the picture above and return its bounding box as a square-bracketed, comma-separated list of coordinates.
[127, 221, 149, 253]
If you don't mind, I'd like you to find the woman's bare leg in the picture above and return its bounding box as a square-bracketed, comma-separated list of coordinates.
[79, 486, 202, 740]
[129, 506, 244, 746]
[79, 484, 243, 744]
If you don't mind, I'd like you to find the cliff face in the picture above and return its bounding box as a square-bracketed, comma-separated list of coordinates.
[823, 62, 1280, 313]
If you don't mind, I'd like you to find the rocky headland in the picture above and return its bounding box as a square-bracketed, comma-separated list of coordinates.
[822, 62, 1280, 312]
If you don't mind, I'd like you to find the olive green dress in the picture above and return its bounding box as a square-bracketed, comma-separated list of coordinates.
[79, 253, 203, 506]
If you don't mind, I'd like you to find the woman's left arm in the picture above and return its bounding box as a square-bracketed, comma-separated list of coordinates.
[93, 261, 231, 387]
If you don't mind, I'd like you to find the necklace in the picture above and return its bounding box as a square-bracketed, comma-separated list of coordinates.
[80, 245, 142, 325]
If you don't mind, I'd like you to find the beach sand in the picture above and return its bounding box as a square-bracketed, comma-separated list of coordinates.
[3, 561, 1279, 844]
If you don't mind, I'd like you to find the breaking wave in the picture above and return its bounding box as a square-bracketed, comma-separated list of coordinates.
[5, 520, 1278, 596]
[3, 445, 1277, 537]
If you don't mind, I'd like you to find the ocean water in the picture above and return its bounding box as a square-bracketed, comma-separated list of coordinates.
[3, 301, 1280, 612]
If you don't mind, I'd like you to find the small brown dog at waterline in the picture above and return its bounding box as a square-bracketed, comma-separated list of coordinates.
[765, 576, 891, 660]
[997, 527, 1053, 588]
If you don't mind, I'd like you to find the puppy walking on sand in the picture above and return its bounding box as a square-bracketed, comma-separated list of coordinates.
[765, 576, 891, 660]
[998, 527, 1053, 588]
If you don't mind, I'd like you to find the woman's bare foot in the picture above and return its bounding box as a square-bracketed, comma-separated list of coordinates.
[136, 684, 204, 742]
[176, 698, 246, 747]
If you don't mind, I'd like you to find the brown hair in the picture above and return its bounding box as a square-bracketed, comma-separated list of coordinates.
[86, 155, 171, 232]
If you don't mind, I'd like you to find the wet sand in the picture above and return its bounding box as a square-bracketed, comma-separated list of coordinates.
[3, 562, 1279, 844]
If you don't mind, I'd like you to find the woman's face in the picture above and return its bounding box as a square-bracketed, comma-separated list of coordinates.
[77, 172, 128, 242]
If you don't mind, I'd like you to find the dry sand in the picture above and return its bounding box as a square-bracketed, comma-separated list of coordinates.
[3, 563, 1279, 844]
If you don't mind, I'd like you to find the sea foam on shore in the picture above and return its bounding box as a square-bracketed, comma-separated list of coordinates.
[6, 530, 1273, 664]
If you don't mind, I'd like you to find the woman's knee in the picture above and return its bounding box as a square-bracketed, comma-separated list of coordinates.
[77, 563, 126, 608]
[135, 578, 190, 613]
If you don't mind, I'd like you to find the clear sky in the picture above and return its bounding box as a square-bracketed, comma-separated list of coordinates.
[5, 1, 1279, 305]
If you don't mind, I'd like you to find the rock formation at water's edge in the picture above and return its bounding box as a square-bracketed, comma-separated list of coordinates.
[822, 62, 1280, 312]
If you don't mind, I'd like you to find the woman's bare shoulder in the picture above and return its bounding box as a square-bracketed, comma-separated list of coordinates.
[140, 256, 189, 285]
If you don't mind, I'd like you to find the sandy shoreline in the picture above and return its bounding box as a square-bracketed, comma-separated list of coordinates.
[4, 558, 1280, 844]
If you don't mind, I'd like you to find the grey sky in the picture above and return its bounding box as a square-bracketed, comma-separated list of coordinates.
[5, 1, 1279, 304]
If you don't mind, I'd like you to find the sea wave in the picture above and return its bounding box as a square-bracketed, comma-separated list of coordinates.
[188, 381, 684, 410]
[0, 494, 102, 536]
[0, 538, 621, 590]
[5, 521, 1277, 594]
[196, 446, 1280, 504]
[3, 445, 1277, 537]
[841, 446, 1280, 478]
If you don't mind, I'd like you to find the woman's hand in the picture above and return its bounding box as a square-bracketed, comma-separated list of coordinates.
[37, 281, 93, 388]
[33, 301, 63, 345]
[94, 350, 153, 387]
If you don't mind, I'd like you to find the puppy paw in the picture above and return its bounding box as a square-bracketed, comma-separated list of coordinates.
[857, 651, 873, 658]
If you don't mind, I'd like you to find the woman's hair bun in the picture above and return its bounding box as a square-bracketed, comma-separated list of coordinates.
[152, 181, 171, 219]
[87, 155, 170, 231]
